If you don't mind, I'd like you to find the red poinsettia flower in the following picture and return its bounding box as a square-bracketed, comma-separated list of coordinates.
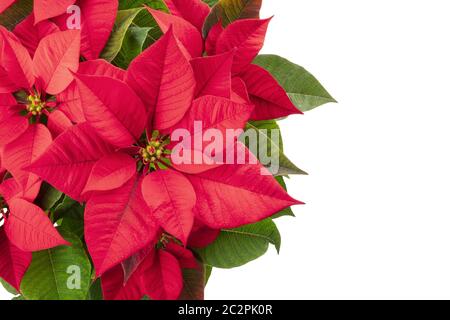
[0, 177, 68, 291]
[50, 0, 118, 60]
[1, 0, 118, 60]
[27, 28, 300, 285]
[0, 27, 81, 192]
[157, 1, 302, 120]
[101, 240, 199, 300]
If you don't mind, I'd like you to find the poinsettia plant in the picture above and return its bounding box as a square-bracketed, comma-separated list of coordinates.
[0, 0, 335, 300]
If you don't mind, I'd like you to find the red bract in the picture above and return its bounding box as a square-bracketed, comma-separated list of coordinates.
[0, 177, 68, 290]
[52, 0, 118, 60]
[191, 50, 234, 98]
[126, 27, 196, 131]
[0, 1, 76, 22]
[34, 0, 77, 24]
[0, 228, 31, 292]
[165, 0, 210, 32]
[58, 59, 126, 123]
[102, 241, 197, 300]
[147, 7, 203, 58]
[27, 27, 300, 297]
[203, 17, 302, 120]
[13, 14, 60, 57]
[0, 0, 17, 14]
[3, 0, 118, 60]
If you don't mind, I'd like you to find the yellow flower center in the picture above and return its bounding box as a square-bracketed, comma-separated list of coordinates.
[138, 131, 171, 171]
[26, 94, 46, 116]
[140, 140, 165, 164]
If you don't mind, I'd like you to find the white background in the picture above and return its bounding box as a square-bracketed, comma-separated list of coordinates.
[3, 0, 450, 300]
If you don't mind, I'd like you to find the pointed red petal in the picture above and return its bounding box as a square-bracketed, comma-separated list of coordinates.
[85, 175, 159, 276]
[83, 152, 136, 194]
[0, 93, 15, 106]
[216, 18, 270, 73]
[240, 64, 302, 120]
[121, 246, 155, 284]
[5, 198, 69, 251]
[101, 263, 145, 300]
[78, 59, 126, 81]
[74, 73, 146, 148]
[165, 242, 198, 269]
[2, 124, 52, 191]
[231, 76, 250, 103]
[0, 106, 29, 148]
[146, 7, 203, 58]
[142, 170, 196, 244]
[0, 0, 15, 14]
[47, 109, 72, 137]
[0, 26, 34, 90]
[0, 66, 19, 93]
[77, 0, 118, 60]
[141, 249, 183, 300]
[164, 0, 210, 32]
[0, 178, 36, 202]
[34, 0, 76, 24]
[33, 30, 80, 95]
[27, 123, 114, 202]
[101, 264, 126, 300]
[0, 177, 40, 203]
[205, 21, 223, 56]
[187, 154, 302, 229]
[170, 95, 253, 174]
[191, 51, 233, 98]
[13, 14, 60, 57]
[57, 59, 126, 124]
[57, 83, 85, 123]
[0, 228, 32, 291]
[188, 221, 220, 248]
[0, 178, 22, 202]
[126, 28, 195, 131]
[175, 95, 253, 134]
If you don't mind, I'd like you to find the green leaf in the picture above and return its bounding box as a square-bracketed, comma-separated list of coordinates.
[205, 265, 212, 284]
[272, 177, 295, 218]
[87, 279, 103, 300]
[195, 219, 281, 268]
[0, 0, 32, 30]
[101, 8, 144, 62]
[20, 229, 92, 300]
[119, 0, 167, 10]
[203, 0, 262, 37]
[54, 197, 85, 238]
[12, 295, 25, 300]
[254, 55, 337, 112]
[243, 121, 308, 176]
[203, 0, 219, 6]
[179, 266, 205, 300]
[113, 26, 152, 69]
[0, 277, 18, 295]
[113, 1, 168, 64]
[35, 183, 63, 212]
